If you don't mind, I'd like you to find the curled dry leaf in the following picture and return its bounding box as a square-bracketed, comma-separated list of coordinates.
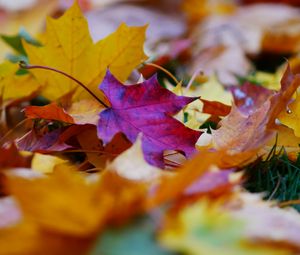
[212, 66, 300, 152]
[230, 82, 274, 114]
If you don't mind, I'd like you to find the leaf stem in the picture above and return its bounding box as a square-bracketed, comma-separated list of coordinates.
[19, 61, 109, 108]
[145, 62, 179, 85]
[186, 65, 204, 90]
[278, 199, 300, 207]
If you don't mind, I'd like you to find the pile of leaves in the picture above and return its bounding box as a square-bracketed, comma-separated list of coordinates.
[1, 1, 300, 254]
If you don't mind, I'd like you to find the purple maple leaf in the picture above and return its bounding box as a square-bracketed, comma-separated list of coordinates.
[97, 70, 202, 168]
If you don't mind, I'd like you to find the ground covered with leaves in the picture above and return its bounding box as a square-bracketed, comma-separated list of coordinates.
[1, 0, 300, 254]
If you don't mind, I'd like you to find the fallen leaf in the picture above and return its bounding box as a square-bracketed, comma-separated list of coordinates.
[230, 82, 274, 114]
[229, 192, 300, 251]
[159, 199, 292, 255]
[31, 153, 69, 174]
[184, 168, 236, 196]
[0, 61, 40, 101]
[1, 164, 148, 254]
[0, 143, 32, 169]
[212, 66, 300, 151]
[191, 4, 300, 55]
[90, 216, 172, 255]
[17, 128, 73, 153]
[67, 99, 104, 125]
[278, 93, 300, 137]
[212, 102, 273, 152]
[23, 2, 147, 101]
[147, 149, 256, 208]
[4, 167, 108, 236]
[0, 197, 22, 228]
[76, 126, 132, 169]
[200, 99, 231, 116]
[189, 45, 252, 85]
[97, 70, 201, 168]
[107, 135, 162, 181]
[0, 219, 93, 255]
[0, 0, 57, 61]
[24, 103, 75, 124]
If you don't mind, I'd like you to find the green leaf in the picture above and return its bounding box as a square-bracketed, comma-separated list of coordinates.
[1, 27, 41, 55]
[89, 216, 174, 255]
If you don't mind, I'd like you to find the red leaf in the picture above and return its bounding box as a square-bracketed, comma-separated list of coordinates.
[97, 71, 202, 167]
[24, 103, 74, 124]
[0, 143, 32, 169]
[200, 99, 231, 116]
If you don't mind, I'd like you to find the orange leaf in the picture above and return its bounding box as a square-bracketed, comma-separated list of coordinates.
[200, 99, 231, 116]
[147, 149, 255, 209]
[24, 103, 74, 124]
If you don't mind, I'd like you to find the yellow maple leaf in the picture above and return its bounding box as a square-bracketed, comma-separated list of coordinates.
[0, 219, 93, 255]
[278, 93, 300, 137]
[159, 199, 291, 255]
[0, 0, 58, 62]
[4, 165, 147, 237]
[23, 1, 147, 101]
[5, 166, 104, 236]
[0, 61, 40, 101]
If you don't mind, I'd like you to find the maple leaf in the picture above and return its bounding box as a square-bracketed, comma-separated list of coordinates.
[4, 166, 147, 235]
[0, 61, 40, 101]
[212, 66, 300, 152]
[147, 148, 255, 208]
[278, 93, 300, 137]
[230, 82, 274, 114]
[24, 98, 105, 126]
[200, 99, 231, 116]
[67, 99, 104, 125]
[97, 71, 202, 168]
[76, 126, 132, 170]
[23, 1, 147, 101]
[159, 198, 292, 255]
[17, 128, 73, 153]
[24, 102, 75, 124]
[230, 192, 300, 251]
